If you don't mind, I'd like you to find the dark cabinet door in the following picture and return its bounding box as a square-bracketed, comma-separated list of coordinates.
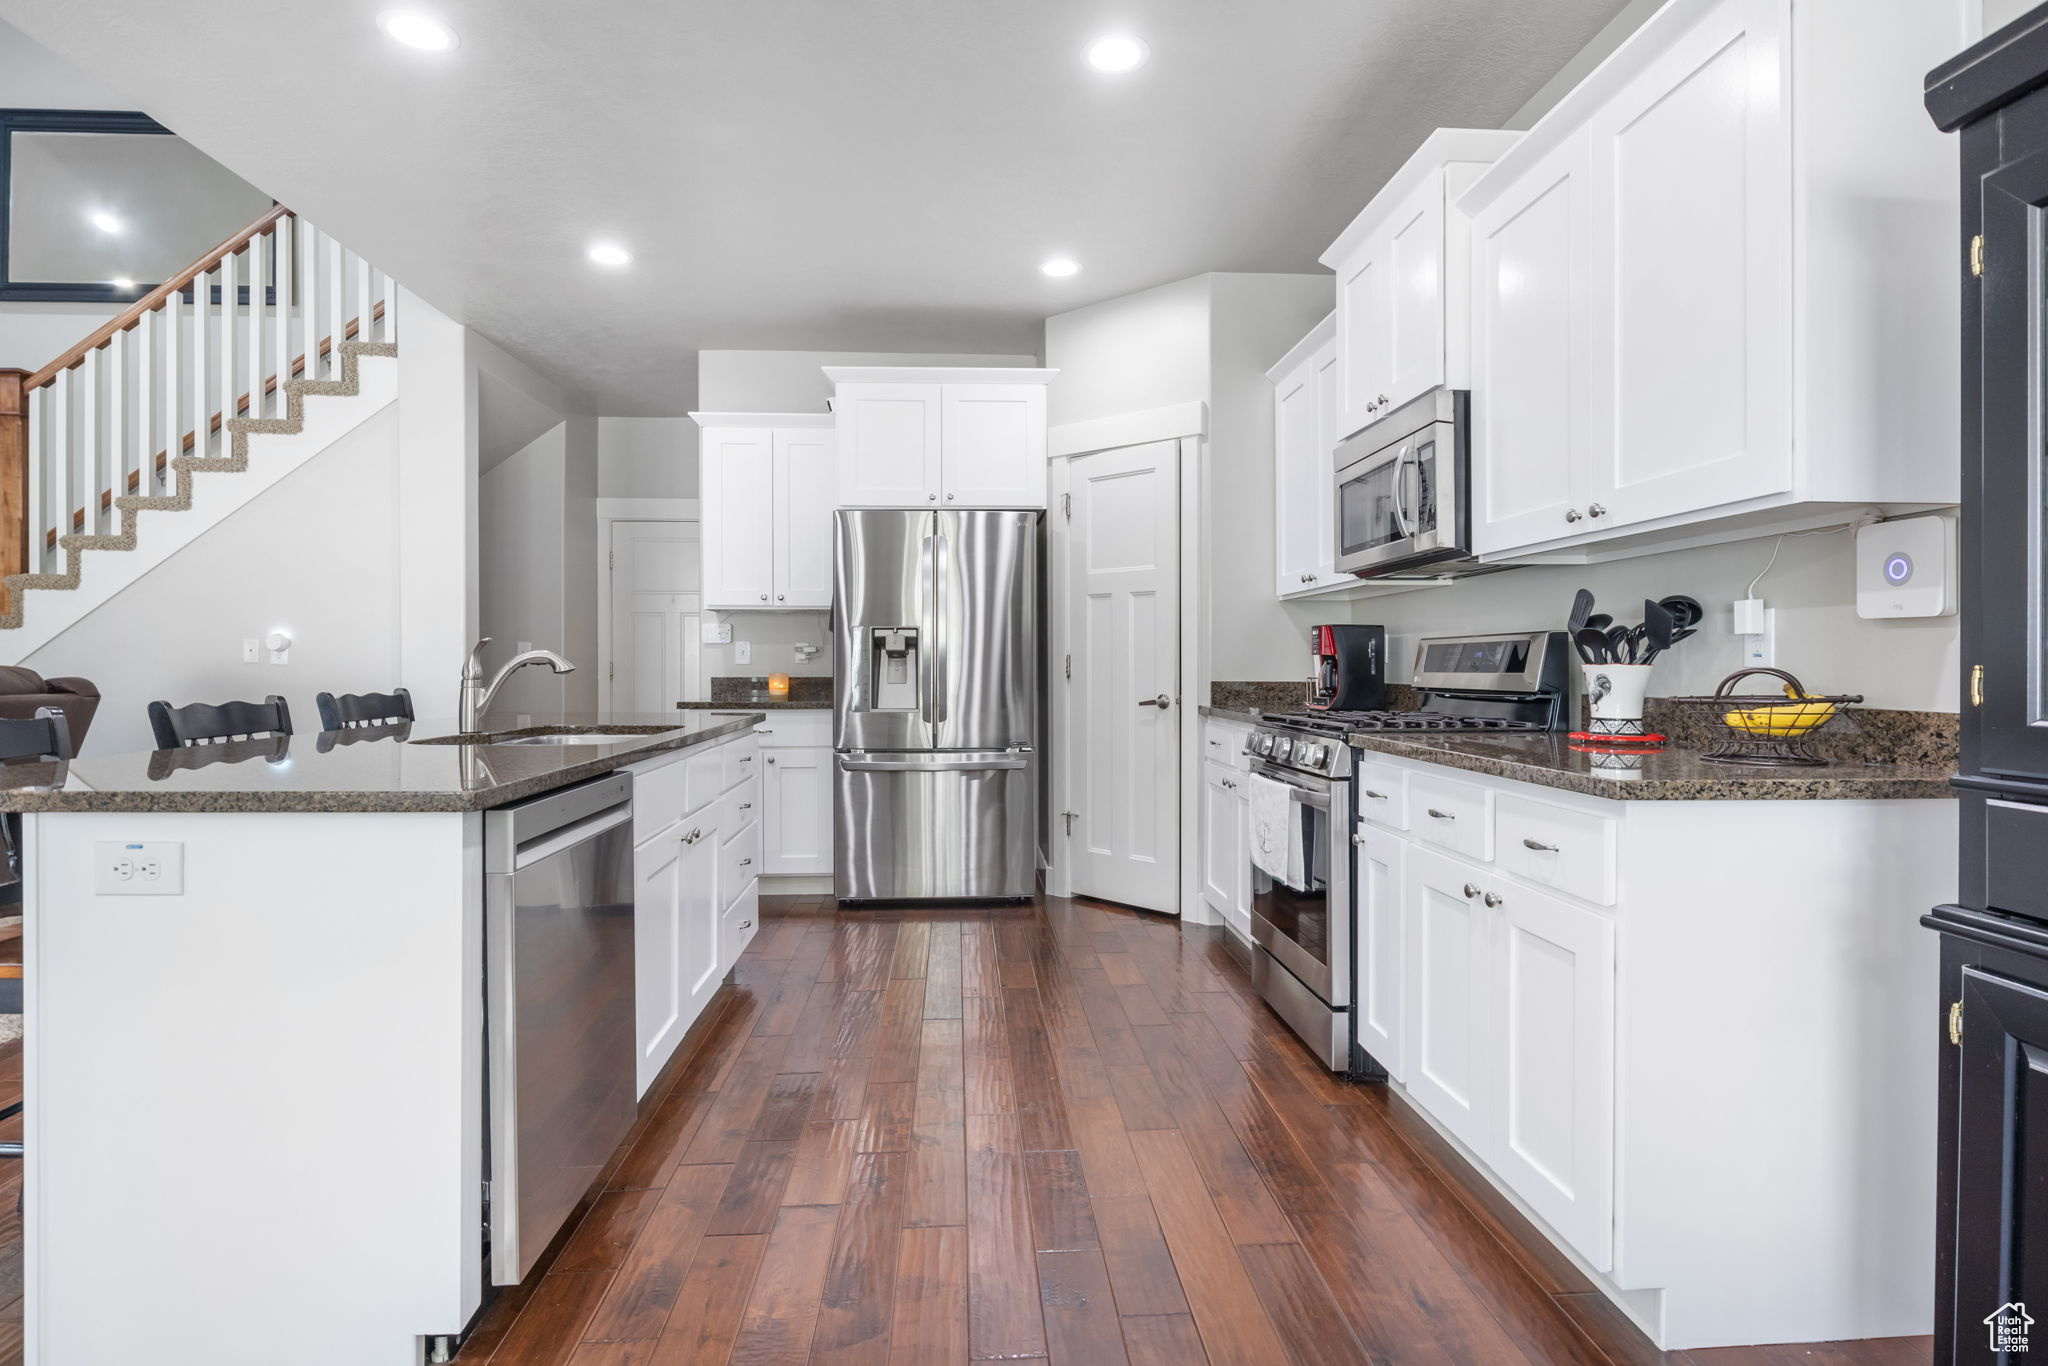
[1976, 131, 2048, 782]
[1955, 965, 2048, 1357]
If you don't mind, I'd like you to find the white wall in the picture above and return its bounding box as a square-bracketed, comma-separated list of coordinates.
[479, 423, 570, 714]
[24, 405, 403, 754]
[1984, 0, 2035, 33]
[698, 349, 1040, 417]
[1043, 279, 1212, 428]
[599, 417, 697, 499]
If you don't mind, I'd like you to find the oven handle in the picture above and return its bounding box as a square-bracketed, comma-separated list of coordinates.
[1390, 442, 1415, 539]
[1248, 762, 1333, 810]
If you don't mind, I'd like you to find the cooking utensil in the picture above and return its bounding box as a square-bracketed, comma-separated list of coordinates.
[1605, 624, 1632, 664]
[1568, 589, 1595, 638]
[1643, 599, 1675, 658]
[1657, 594, 1705, 630]
[1584, 613, 1613, 633]
[1574, 628, 1611, 664]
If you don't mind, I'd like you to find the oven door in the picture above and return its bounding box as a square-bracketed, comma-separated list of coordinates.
[1334, 421, 1456, 576]
[1247, 762, 1349, 1008]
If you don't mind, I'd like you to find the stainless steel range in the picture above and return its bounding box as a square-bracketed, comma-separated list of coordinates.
[1242, 630, 1570, 1075]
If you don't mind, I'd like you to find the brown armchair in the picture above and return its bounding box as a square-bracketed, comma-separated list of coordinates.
[0, 667, 98, 753]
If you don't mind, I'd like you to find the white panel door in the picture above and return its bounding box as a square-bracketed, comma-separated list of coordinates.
[1202, 762, 1241, 927]
[1585, 0, 1791, 531]
[700, 428, 774, 608]
[1470, 131, 1594, 555]
[941, 383, 1047, 508]
[1069, 440, 1180, 913]
[1354, 824, 1408, 1081]
[1272, 349, 1325, 595]
[1403, 846, 1495, 1155]
[1334, 234, 1393, 439]
[773, 427, 835, 608]
[681, 818, 725, 1001]
[1384, 174, 1446, 413]
[836, 383, 942, 507]
[633, 827, 687, 1097]
[1493, 881, 1615, 1270]
[763, 746, 832, 876]
[610, 520, 701, 712]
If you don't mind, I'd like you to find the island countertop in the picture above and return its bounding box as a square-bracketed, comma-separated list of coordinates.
[0, 710, 764, 814]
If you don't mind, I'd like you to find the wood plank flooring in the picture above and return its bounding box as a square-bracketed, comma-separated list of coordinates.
[442, 894, 1932, 1366]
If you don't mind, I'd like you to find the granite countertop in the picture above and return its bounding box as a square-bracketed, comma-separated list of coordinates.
[0, 710, 764, 814]
[677, 698, 831, 711]
[1349, 731, 1955, 801]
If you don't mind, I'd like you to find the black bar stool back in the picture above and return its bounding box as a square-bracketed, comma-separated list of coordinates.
[316, 687, 414, 731]
[147, 695, 293, 749]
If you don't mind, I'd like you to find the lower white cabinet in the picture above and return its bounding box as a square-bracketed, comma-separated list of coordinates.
[763, 746, 832, 876]
[1352, 823, 1406, 1080]
[1202, 762, 1246, 937]
[1404, 846, 1494, 1155]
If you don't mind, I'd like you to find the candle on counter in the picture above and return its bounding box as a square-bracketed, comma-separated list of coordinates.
[768, 673, 791, 698]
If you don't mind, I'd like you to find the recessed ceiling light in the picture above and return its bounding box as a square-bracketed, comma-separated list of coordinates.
[1040, 257, 1081, 278]
[89, 211, 122, 234]
[587, 242, 633, 267]
[109, 277, 136, 290]
[1083, 33, 1149, 73]
[377, 10, 458, 51]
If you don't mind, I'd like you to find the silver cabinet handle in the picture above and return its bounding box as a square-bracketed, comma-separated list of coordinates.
[740, 919, 753, 929]
[739, 857, 753, 866]
[739, 755, 753, 763]
[1139, 694, 1172, 709]
[1363, 789, 1388, 800]
[1588, 503, 1607, 518]
[760, 593, 769, 601]
[928, 493, 938, 502]
[1209, 739, 1222, 747]
[1351, 833, 1367, 845]
[755, 728, 773, 734]
[1462, 883, 1479, 899]
[1565, 509, 1583, 523]
[766, 756, 776, 764]
[777, 594, 786, 601]
[1426, 808, 1455, 821]
[1483, 893, 1503, 908]
[946, 493, 956, 501]
[1376, 393, 1389, 406]
[1522, 837, 1559, 852]
[738, 802, 753, 810]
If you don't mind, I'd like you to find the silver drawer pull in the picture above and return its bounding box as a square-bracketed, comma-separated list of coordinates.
[739, 802, 753, 810]
[1363, 789, 1388, 800]
[755, 728, 774, 735]
[1482, 893, 1503, 908]
[1426, 808, 1455, 821]
[1462, 883, 1479, 899]
[739, 857, 753, 866]
[740, 919, 753, 929]
[1522, 837, 1559, 852]
[767, 757, 777, 764]
[739, 755, 753, 763]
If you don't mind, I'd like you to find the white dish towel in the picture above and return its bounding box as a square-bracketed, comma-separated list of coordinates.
[1248, 774, 1306, 890]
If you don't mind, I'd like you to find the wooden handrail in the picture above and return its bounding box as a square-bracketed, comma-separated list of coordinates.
[24, 204, 291, 392]
[0, 370, 25, 613]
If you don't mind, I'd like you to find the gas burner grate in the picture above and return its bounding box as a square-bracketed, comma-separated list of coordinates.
[1264, 710, 1546, 734]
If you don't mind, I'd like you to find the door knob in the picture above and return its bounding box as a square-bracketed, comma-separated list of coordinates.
[1565, 509, 1583, 523]
[1483, 892, 1503, 908]
[1138, 694, 1171, 709]
[1463, 883, 1479, 898]
[1588, 503, 1607, 518]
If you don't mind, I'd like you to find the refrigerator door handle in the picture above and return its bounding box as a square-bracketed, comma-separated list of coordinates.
[918, 531, 936, 726]
[840, 756, 1029, 772]
[931, 533, 950, 727]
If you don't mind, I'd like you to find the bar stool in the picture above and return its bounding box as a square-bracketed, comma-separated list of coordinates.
[147, 695, 293, 749]
[315, 687, 413, 731]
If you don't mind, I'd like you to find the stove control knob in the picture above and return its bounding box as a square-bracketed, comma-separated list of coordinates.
[1271, 738, 1294, 761]
[1298, 742, 1325, 768]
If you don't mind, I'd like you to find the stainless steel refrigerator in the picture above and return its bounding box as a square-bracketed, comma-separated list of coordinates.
[833, 508, 1040, 902]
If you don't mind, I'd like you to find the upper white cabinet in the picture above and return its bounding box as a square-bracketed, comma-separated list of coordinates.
[1319, 129, 1522, 441]
[1460, 0, 1962, 559]
[1268, 315, 1344, 596]
[693, 413, 836, 610]
[826, 366, 1055, 509]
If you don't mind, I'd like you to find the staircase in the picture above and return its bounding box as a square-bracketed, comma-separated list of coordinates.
[0, 208, 400, 653]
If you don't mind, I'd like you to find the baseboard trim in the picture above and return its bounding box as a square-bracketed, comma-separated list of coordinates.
[761, 875, 833, 896]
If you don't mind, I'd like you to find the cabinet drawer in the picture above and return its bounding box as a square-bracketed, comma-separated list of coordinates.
[1354, 756, 1409, 830]
[724, 738, 760, 790]
[1408, 770, 1493, 861]
[1204, 720, 1252, 771]
[752, 710, 833, 748]
[686, 743, 727, 814]
[630, 753, 692, 845]
[721, 876, 761, 963]
[723, 818, 762, 910]
[1986, 799, 2048, 917]
[1495, 794, 1617, 906]
[726, 772, 762, 832]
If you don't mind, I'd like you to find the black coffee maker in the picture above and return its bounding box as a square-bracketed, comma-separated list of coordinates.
[1307, 624, 1386, 711]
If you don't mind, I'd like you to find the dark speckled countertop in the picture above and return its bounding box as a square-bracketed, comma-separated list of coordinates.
[1349, 731, 1955, 801]
[0, 710, 763, 814]
[676, 698, 831, 710]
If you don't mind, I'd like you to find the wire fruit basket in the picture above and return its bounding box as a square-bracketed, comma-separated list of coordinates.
[1664, 667, 1863, 767]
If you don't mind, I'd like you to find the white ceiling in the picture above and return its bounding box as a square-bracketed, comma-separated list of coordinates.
[0, 1, 1630, 414]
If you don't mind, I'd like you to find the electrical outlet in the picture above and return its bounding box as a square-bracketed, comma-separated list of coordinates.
[242, 638, 259, 664]
[94, 841, 185, 895]
[734, 641, 752, 666]
[1741, 607, 1777, 669]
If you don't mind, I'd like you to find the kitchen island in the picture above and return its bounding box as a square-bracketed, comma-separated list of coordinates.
[0, 710, 763, 1366]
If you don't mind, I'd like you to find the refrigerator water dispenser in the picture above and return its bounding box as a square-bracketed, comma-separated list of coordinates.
[869, 627, 921, 710]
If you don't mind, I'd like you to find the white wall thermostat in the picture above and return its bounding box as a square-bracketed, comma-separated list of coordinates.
[1856, 514, 1956, 619]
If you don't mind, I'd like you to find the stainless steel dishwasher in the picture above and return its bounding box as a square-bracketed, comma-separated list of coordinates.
[485, 772, 635, 1284]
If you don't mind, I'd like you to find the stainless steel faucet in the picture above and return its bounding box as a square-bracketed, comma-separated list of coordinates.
[459, 637, 576, 733]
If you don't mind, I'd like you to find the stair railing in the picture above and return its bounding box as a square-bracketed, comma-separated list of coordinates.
[5, 207, 397, 600]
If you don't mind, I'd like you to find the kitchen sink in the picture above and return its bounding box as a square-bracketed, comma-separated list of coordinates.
[408, 724, 684, 747]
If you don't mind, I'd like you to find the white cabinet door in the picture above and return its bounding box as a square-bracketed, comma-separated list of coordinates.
[1273, 349, 1325, 596]
[681, 819, 724, 1014]
[773, 428, 835, 608]
[941, 383, 1046, 508]
[763, 746, 833, 877]
[633, 826, 688, 1098]
[1234, 786, 1254, 932]
[836, 383, 942, 507]
[700, 427, 775, 608]
[1202, 762, 1241, 924]
[1384, 175, 1446, 413]
[1492, 880, 1615, 1270]
[1584, 0, 1791, 533]
[1333, 231, 1393, 441]
[1470, 131, 1594, 555]
[1403, 846, 1494, 1156]
[1354, 824, 1408, 1081]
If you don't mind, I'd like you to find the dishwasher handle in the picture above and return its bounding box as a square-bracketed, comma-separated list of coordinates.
[513, 802, 632, 871]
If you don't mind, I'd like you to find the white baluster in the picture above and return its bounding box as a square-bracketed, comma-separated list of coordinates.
[77, 349, 99, 544]
[248, 233, 266, 422]
[104, 334, 125, 534]
[161, 285, 182, 493]
[297, 219, 318, 384]
[191, 264, 211, 462]
[219, 249, 239, 452]
[271, 217, 292, 416]
[382, 273, 398, 346]
[324, 232, 343, 380]
[353, 251, 371, 348]
[134, 308, 154, 502]
[25, 384, 42, 576]
[51, 369, 71, 568]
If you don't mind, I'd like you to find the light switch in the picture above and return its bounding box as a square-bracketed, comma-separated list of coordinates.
[95, 841, 185, 895]
[735, 641, 752, 665]
[242, 638, 259, 664]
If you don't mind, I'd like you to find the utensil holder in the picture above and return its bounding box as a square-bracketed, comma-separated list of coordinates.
[1580, 663, 1655, 738]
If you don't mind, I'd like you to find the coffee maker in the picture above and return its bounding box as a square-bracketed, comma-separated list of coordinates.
[1307, 624, 1386, 711]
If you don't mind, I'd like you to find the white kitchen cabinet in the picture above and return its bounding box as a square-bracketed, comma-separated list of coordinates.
[633, 825, 689, 1098]
[1403, 845, 1493, 1157]
[694, 414, 837, 609]
[1269, 315, 1346, 597]
[1202, 761, 1245, 936]
[1319, 129, 1521, 441]
[826, 367, 1056, 509]
[1352, 822, 1406, 1080]
[763, 745, 832, 876]
[1460, 0, 1960, 560]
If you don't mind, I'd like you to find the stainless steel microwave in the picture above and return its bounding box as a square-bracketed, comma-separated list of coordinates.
[1333, 387, 1494, 580]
